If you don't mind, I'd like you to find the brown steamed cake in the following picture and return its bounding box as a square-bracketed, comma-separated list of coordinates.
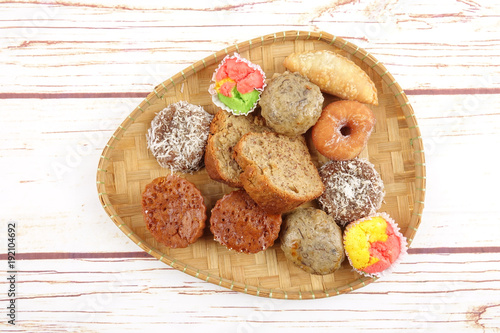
[233, 132, 325, 214]
[259, 71, 324, 137]
[142, 175, 206, 248]
[209, 190, 282, 254]
[318, 159, 385, 226]
[204, 109, 270, 187]
[280, 207, 345, 275]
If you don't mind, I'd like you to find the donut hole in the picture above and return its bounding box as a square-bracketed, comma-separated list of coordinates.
[340, 125, 352, 136]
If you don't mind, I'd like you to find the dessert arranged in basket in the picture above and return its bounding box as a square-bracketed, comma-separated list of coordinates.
[141, 49, 407, 278]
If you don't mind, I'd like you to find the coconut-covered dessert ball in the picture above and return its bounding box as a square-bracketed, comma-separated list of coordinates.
[318, 159, 384, 226]
[146, 101, 213, 173]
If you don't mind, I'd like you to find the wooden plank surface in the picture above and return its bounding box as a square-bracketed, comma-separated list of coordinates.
[1, 253, 500, 332]
[1, 0, 499, 95]
[1, 0, 500, 331]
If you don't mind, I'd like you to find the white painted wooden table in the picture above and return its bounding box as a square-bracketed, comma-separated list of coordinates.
[1, 1, 500, 332]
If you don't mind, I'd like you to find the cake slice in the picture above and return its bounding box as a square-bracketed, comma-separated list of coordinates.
[233, 132, 325, 214]
[204, 110, 270, 187]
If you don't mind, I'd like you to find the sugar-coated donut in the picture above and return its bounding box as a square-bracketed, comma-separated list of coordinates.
[311, 100, 375, 161]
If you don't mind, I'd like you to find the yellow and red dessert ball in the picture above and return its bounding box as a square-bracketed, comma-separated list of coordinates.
[343, 213, 406, 277]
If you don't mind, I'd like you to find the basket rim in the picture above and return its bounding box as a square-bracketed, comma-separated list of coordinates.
[96, 30, 426, 300]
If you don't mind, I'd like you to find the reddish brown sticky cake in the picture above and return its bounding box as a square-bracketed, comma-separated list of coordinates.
[210, 190, 282, 254]
[142, 175, 206, 248]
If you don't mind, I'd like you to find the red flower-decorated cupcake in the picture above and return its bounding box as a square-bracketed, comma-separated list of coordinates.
[209, 53, 266, 115]
[343, 213, 407, 277]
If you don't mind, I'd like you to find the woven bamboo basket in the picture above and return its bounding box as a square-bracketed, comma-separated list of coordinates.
[96, 30, 426, 299]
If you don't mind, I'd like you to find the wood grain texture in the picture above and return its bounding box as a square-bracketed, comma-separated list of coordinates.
[1, 0, 499, 94]
[0, 253, 499, 332]
[1, 0, 500, 330]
